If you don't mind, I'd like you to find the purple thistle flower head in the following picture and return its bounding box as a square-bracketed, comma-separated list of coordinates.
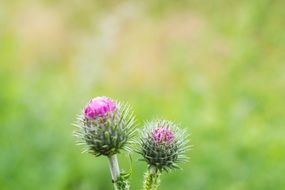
[83, 96, 117, 119]
[138, 120, 190, 171]
[75, 97, 136, 157]
[152, 127, 174, 143]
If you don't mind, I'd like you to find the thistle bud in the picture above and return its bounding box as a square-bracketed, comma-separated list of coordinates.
[137, 120, 190, 172]
[74, 96, 136, 157]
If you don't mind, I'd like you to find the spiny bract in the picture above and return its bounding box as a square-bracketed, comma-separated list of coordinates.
[137, 120, 191, 172]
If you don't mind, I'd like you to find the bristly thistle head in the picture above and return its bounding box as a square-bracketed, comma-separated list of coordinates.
[74, 96, 136, 157]
[137, 120, 191, 172]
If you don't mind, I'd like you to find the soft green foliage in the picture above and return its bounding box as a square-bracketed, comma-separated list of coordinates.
[1, 0, 285, 190]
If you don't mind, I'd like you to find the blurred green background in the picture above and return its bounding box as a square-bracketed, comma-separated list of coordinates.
[1, 0, 285, 189]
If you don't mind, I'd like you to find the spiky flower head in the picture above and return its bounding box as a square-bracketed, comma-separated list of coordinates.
[74, 96, 136, 157]
[137, 120, 190, 172]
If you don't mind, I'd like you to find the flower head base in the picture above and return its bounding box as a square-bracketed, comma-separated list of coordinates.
[83, 97, 117, 119]
[74, 96, 136, 157]
[137, 120, 190, 172]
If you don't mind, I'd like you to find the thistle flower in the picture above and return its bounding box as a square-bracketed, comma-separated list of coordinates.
[74, 96, 136, 157]
[138, 120, 190, 172]
[138, 120, 191, 190]
[83, 96, 117, 119]
[74, 96, 136, 190]
[152, 127, 174, 143]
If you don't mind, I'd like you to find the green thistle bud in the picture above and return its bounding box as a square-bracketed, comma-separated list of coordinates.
[137, 120, 190, 172]
[74, 97, 136, 157]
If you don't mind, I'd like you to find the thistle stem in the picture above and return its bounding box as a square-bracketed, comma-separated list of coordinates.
[107, 154, 130, 190]
[108, 154, 120, 190]
[143, 166, 160, 190]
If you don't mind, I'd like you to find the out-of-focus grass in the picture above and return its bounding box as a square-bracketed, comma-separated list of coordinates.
[1, 0, 285, 190]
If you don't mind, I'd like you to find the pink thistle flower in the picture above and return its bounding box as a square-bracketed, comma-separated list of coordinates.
[137, 120, 190, 171]
[83, 96, 117, 119]
[152, 127, 174, 143]
[75, 97, 136, 156]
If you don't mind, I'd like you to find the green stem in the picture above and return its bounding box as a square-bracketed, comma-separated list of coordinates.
[108, 155, 120, 190]
[143, 166, 160, 190]
[108, 155, 130, 190]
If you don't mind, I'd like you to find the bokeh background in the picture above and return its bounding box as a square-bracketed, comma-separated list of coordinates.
[1, 0, 285, 189]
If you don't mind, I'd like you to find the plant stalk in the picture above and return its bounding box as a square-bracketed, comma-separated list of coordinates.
[143, 166, 160, 190]
[108, 154, 120, 190]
